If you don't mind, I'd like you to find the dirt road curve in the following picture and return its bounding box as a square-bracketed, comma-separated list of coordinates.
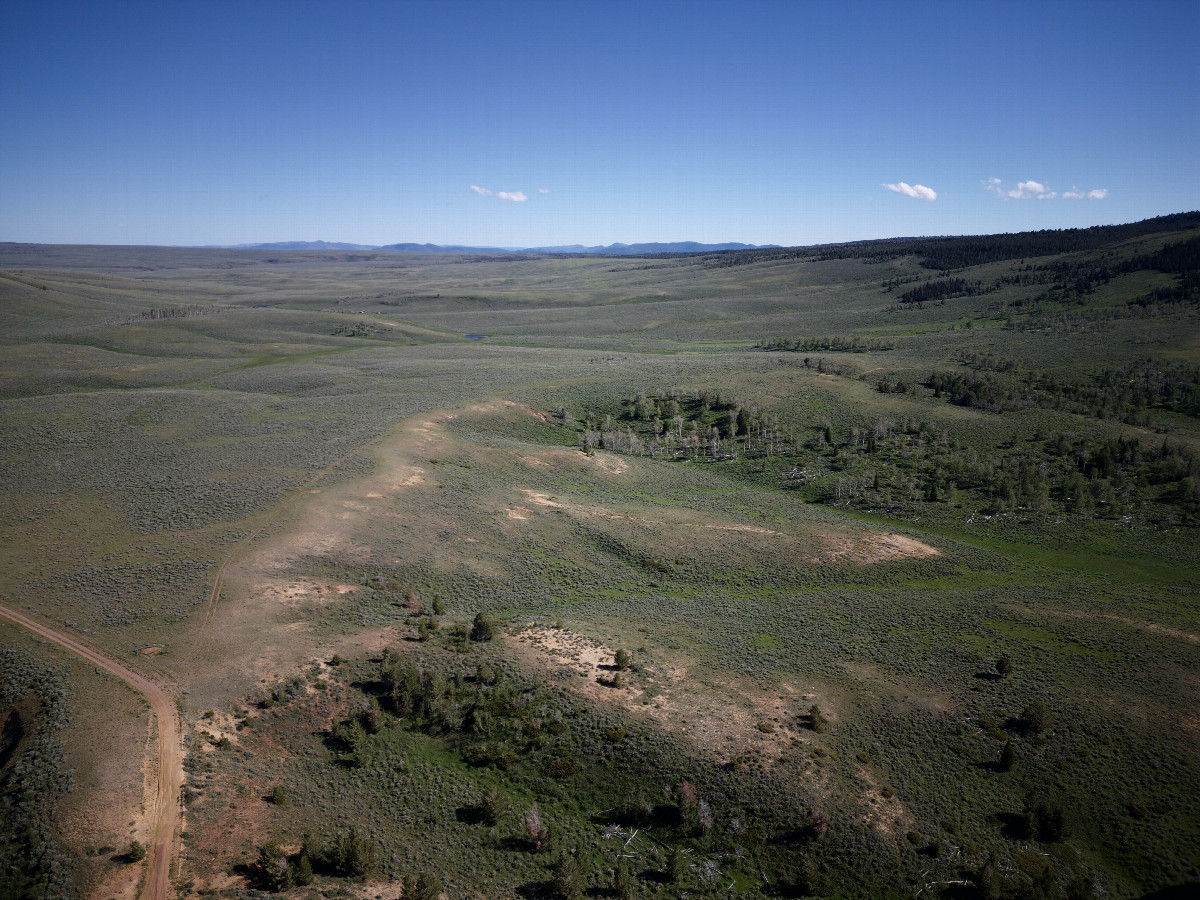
[0, 603, 181, 900]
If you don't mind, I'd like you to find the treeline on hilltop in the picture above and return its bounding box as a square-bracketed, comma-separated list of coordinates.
[1008, 233, 1200, 309]
[698, 211, 1200, 272]
[754, 336, 895, 353]
[877, 231, 1200, 324]
[926, 358, 1200, 423]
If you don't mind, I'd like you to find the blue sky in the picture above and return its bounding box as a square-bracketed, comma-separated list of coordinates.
[1, 0, 1197, 247]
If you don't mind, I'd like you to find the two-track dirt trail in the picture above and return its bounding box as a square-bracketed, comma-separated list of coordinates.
[197, 435, 383, 633]
[0, 603, 182, 900]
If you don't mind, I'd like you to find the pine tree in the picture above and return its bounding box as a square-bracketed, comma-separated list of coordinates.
[995, 655, 1013, 679]
[256, 842, 294, 892]
[551, 853, 582, 900]
[471, 612, 495, 642]
[413, 872, 443, 900]
[665, 847, 686, 884]
[999, 739, 1015, 772]
[614, 863, 634, 900]
[293, 849, 314, 886]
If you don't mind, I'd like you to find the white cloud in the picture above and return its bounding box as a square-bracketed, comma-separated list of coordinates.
[469, 185, 527, 202]
[1008, 180, 1051, 199]
[538, 188, 550, 194]
[883, 182, 937, 201]
[987, 178, 1106, 200]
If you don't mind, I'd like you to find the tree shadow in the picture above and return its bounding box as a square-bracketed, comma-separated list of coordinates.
[974, 672, 1001, 682]
[779, 824, 823, 845]
[993, 811, 1032, 840]
[455, 804, 488, 825]
[639, 871, 670, 886]
[1138, 886, 1200, 900]
[515, 879, 554, 899]
[500, 836, 537, 853]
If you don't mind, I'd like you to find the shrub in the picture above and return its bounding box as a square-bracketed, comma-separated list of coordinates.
[549, 755, 580, 778]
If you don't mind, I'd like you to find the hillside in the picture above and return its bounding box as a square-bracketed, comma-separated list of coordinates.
[1, 213, 1198, 900]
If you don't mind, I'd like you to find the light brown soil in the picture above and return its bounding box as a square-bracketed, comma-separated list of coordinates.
[819, 530, 939, 563]
[508, 626, 823, 764]
[518, 489, 783, 534]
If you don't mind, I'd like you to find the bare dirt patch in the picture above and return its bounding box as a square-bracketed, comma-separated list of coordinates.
[508, 626, 824, 765]
[516, 489, 780, 535]
[508, 445, 628, 476]
[820, 530, 938, 563]
[854, 767, 912, 836]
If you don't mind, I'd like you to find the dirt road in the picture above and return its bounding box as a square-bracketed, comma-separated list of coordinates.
[0, 603, 181, 900]
[198, 435, 381, 632]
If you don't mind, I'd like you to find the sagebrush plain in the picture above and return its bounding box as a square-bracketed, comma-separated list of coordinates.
[1, 214, 1198, 900]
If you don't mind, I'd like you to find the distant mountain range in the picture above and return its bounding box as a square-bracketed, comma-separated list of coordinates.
[211, 240, 777, 255]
